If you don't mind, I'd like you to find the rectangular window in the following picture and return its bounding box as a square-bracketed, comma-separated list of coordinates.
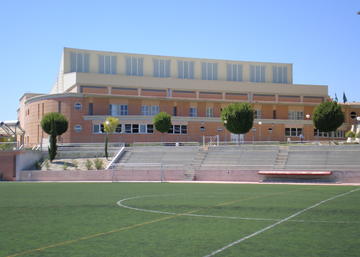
[125, 56, 144, 76]
[254, 110, 262, 119]
[70, 52, 90, 72]
[88, 103, 93, 115]
[125, 124, 132, 133]
[181, 125, 187, 134]
[115, 124, 121, 133]
[201, 62, 218, 80]
[99, 55, 117, 74]
[141, 105, 150, 116]
[153, 59, 171, 78]
[139, 124, 147, 134]
[285, 128, 302, 137]
[168, 125, 187, 134]
[141, 105, 159, 116]
[147, 124, 154, 133]
[174, 125, 180, 134]
[177, 60, 194, 79]
[110, 104, 128, 116]
[288, 111, 304, 120]
[314, 129, 345, 138]
[93, 124, 105, 134]
[272, 66, 288, 83]
[206, 107, 214, 117]
[273, 110, 276, 119]
[132, 124, 139, 134]
[227, 63, 243, 81]
[173, 106, 177, 116]
[250, 65, 266, 82]
[189, 107, 197, 117]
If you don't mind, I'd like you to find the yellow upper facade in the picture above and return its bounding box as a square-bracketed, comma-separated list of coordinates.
[51, 47, 328, 100]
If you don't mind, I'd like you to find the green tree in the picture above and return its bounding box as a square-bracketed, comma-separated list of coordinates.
[41, 112, 68, 162]
[313, 101, 345, 132]
[103, 117, 119, 160]
[153, 112, 172, 142]
[221, 103, 254, 135]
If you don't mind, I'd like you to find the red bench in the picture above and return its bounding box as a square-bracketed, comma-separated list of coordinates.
[258, 170, 332, 180]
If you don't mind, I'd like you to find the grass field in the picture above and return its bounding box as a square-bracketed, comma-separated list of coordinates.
[1, 182, 359, 257]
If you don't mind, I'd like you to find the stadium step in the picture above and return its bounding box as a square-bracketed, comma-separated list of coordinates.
[274, 146, 289, 169]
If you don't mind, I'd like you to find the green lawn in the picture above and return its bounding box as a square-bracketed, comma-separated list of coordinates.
[1, 183, 359, 257]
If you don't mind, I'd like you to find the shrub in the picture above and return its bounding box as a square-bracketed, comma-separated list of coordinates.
[93, 159, 104, 170]
[221, 103, 254, 134]
[356, 132, 360, 139]
[72, 160, 79, 169]
[345, 131, 355, 138]
[153, 112, 172, 134]
[313, 101, 344, 132]
[43, 159, 50, 170]
[34, 161, 42, 170]
[85, 159, 93, 170]
[41, 112, 68, 161]
[62, 163, 68, 170]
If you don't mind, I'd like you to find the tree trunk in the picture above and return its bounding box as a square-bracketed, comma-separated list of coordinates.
[105, 134, 109, 160]
[49, 134, 57, 162]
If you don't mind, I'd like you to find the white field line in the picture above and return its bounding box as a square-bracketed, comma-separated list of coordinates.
[117, 193, 360, 225]
[203, 187, 360, 257]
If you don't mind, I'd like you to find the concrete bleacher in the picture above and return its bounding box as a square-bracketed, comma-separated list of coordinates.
[55, 143, 123, 158]
[200, 145, 279, 170]
[285, 145, 360, 170]
[116, 146, 200, 168]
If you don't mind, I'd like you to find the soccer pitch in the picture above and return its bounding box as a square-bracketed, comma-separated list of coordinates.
[1, 183, 359, 257]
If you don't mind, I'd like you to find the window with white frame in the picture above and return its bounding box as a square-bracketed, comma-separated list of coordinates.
[109, 104, 128, 116]
[227, 63, 243, 81]
[201, 62, 218, 80]
[288, 111, 304, 120]
[254, 110, 262, 119]
[99, 55, 117, 74]
[153, 59, 171, 78]
[168, 125, 187, 134]
[285, 128, 302, 137]
[272, 66, 288, 83]
[250, 65, 266, 82]
[115, 124, 121, 133]
[206, 107, 214, 117]
[93, 124, 104, 133]
[189, 107, 197, 117]
[125, 56, 144, 76]
[177, 60, 194, 79]
[141, 105, 159, 116]
[70, 52, 90, 72]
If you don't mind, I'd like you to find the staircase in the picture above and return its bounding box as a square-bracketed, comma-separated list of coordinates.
[186, 148, 208, 180]
[274, 146, 289, 169]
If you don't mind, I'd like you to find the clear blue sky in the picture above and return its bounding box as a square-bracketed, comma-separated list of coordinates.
[1, 0, 359, 121]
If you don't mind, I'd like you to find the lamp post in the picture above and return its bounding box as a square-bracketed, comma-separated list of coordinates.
[305, 114, 311, 141]
[258, 121, 262, 142]
[223, 120, 227, 143]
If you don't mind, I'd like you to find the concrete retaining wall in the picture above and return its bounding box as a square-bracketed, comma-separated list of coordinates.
[0, 150, 43, 181]
[18, 169, 360, 183]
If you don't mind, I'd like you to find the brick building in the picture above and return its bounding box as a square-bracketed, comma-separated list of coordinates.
[18, 48, 360, 146]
